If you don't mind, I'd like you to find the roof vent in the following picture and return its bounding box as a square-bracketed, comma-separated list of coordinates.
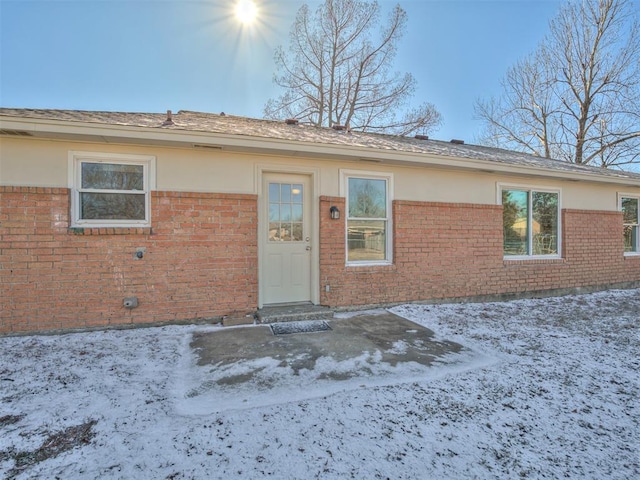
[332, 124, 347, 131]
[450, 139, 464, 145]
[162, 110, 174, 126]
[285, 118, 299, 125]
[0, 129, 33, 137]
[414, 134, 429, 140]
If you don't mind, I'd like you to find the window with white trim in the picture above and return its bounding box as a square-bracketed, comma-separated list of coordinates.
[69, 152, 155, 227]
[500, 186, 560, 257]
[620, 195, 639, 253]
[342, 171, 392, 264]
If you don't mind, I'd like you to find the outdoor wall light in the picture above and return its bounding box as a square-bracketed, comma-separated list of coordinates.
[330, 206, 340, 220]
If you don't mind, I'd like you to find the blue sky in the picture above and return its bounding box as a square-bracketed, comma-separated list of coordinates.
[0, 0, 593, 142]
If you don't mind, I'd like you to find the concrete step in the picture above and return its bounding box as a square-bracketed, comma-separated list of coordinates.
[257, 304, 334, 324]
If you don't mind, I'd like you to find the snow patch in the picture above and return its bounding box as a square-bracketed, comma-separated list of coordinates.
[1, 289, 639, 479]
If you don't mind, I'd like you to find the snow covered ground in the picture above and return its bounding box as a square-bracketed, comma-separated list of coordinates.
[1, 288, 639, 479]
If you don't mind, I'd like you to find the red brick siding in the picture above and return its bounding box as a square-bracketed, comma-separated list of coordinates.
[3, 190, 639, 333]
[320, 197, 640, 308]
[1, 187, 257, 334]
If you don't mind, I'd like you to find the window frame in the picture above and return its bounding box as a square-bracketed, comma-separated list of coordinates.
[340, 169, 393, 266]
[619, 193, 640, 255]
[498, 183, 562, 260]
[68, 151, 156, 228]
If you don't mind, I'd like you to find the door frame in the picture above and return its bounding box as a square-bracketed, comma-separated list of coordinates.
[256, 164, 320, 308]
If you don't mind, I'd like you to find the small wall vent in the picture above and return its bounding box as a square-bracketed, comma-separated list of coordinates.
[193, 144, 223, 150]
[0, 129, 33, 137]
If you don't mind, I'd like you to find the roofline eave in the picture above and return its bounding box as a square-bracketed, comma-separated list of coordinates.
[2, 115, 640, 188]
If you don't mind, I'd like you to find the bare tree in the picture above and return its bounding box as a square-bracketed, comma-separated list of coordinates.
[264, 0, 442, 136]
[476, 0, 640, 169]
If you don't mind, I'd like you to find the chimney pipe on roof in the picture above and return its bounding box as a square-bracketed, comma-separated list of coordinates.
[162, 110, 174, 126]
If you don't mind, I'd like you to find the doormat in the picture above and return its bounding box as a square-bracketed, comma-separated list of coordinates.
[270, 320, 332, 336]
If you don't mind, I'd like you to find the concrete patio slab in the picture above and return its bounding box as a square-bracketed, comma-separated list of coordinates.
[192, 312, 463, 377]
[176, 310, 492, 414]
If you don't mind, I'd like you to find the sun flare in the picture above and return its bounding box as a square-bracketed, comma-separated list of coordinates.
[235, 0, 258, 25]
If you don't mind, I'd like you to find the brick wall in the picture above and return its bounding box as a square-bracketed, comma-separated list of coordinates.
[3, 190, 639, 334]
[320, 196, 640, 308]
[1, 187, 258, 334]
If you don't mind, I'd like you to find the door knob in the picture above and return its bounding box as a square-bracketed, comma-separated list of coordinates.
[306, 246, 311, 251]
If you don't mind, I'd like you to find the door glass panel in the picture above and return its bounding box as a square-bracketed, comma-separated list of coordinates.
[269, 204, 279, 222]
[292, 185, 303, 203]
[281, 184, 291, 203]
[268, 182, 304, 242]
[292, 204, 303, 222]
[281, 204, 291, 222]
[269, 183, 280, 202]
[269, 222, 281, 241]
[291, 223, 303, 241]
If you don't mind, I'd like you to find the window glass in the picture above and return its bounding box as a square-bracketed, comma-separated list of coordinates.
[622, 197, 639, 253]
[622, 197, 638, 224]
[347, 220, 386, 261]
[502, 190, 529, 256]
[81, 192, 146, 220]
[502, 188, 559, 257]
[532, 191, 558, 255]
[81, 163, 143, 190]
[624, 225, 638, 253]
[347, 177, 389, 262]
[348, 178, 386, 218]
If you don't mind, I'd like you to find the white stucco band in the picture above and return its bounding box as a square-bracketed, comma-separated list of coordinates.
[1, 136, 636, 212]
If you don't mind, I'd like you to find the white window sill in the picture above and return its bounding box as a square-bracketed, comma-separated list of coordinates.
[504, 255, 562, 261]
[71, 221, 151, 229]
[346, 261, 393, 268]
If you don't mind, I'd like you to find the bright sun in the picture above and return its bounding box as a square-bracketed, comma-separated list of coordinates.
[235, 0, 258, 25]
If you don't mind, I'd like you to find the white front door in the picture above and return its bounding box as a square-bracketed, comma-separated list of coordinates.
[262, 173, 312, 304]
